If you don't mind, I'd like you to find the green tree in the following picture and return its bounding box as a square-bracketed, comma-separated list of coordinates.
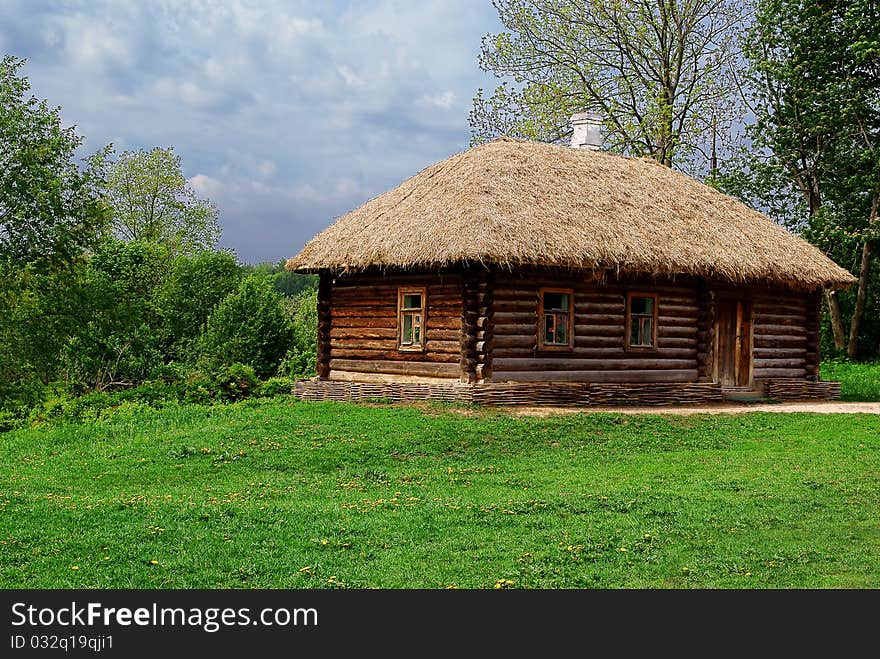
[470, 0, 744, 170]
[0, 55, 107, 267]
[278, 288, 318, 378]
[60, 240, 169, 391]
[199, 276, 292, 378]
[241, 259, 318, 297]
[155, 250, 242, 362]
[0, 55, 107, 415]
[721, 0, 879, 357]
[104, 147, 220, 255]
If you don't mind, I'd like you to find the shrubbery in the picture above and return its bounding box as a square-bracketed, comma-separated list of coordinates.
[1, 239, 317, 432]
[199, 276, 293, 378]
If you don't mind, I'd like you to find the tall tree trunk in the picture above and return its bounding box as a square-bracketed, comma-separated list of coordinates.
[847, 240, 872, 357]
[847, 192, 880, 358]
[825, 290, 846, 350]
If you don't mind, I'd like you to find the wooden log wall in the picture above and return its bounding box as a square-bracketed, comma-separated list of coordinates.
[490, 273, 700, 383]
[752, 289, 810, 380]
[327, 272, 463, 380]
[461, 270, 493, 383]
[316, 272, 332, 379]
[696, 284, 714, 382]
[804, 290, 821, 382]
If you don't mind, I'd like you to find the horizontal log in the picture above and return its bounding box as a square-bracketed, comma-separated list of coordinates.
[429, 340, 463, 354]
[330, 327, 461, 348]
[492, 288, 540, 300]
[754, 357, 806, 369]
[427, 317, 462, 330]
[493, 357, 696, 371]
[330, 327, 397, 340]
[494, 322, 538, 335]
[657, 337, 698, 349]
[753, 313, 808, 325]
[753, 334, 806, 347]
[655, 295, 698, 306]
[660, 326, 698, 338]
[658, 304, 699, 316]
[331, 349, 458, 362]
[573, 313, 625, 324]
[494, 311, 537, 325]
[490, 369, 698, 383]
[429, 293, 464, 304]
[333, 307, 395, 318]
[332, 316, 392, 328]
[429, 329, 461, 341]
[657, 316, 699, 327]
[574, 324, 621, 337]
[753, 303, 806, 315]
[328, 370, 461, 384]
[492, 300, 540, 312]
[329, 359, 461, 378]
[494, 334, 537, 349]
[753, 347, 806, 358]
[754, 367, 807, 378]
[329, 297, 395, 307]
[580, 302, 625, 314]
[574, 335, 624, 348]
[753, 323, 806, 335]
[493, 347, 696, 360]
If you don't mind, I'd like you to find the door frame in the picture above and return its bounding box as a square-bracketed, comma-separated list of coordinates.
[712, 295, 754, 387]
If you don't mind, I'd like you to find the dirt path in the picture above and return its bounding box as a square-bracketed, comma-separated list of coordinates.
[507, 401, 880, 417]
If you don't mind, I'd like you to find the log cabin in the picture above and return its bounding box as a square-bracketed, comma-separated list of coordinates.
[287, 114, 855, 406]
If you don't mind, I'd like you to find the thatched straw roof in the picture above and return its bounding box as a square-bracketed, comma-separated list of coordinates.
[287, 137, 854, 289]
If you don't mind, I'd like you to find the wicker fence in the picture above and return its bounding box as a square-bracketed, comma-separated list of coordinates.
[294, 380, 736, 406]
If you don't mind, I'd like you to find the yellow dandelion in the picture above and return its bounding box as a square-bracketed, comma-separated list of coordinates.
[71, 566, 79, 570]
[150, 560, 159, 565]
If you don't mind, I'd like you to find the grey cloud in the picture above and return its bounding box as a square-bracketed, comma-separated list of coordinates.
[2, 0, 501, 263]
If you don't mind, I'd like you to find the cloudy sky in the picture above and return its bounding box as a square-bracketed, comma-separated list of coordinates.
[1, 0, 503, 263]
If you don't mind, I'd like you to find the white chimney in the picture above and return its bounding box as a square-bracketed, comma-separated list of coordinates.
[570, 111, 603, 150]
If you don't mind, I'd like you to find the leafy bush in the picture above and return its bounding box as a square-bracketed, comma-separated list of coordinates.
[199, 276, 292, 378]
[279, 288, 317, 378]
[260, 377, 295, 397]
[22, 380, 187, 428]
[820, 358, 880, 401]
[183, 361, 259, 403]
[156, 250, 241, 362]
[58, 240, 169, 391]
[278, 347, 316, 379]
[214, 363, 259, 401]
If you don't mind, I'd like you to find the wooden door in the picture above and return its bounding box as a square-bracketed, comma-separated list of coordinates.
[715, 299, 752, 387]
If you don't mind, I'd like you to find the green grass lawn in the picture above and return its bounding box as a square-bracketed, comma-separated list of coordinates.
[1, 399, 878, 589]
[821, 360, 880, 401]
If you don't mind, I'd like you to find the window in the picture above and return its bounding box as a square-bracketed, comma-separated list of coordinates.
[626, 293, 658, 350]
[398, 287, 426, 350]
[539, 288, 574, 350]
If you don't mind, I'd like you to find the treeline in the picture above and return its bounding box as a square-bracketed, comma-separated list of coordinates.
[0, 55, 317, 430]
[1, 241, 318, 429]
